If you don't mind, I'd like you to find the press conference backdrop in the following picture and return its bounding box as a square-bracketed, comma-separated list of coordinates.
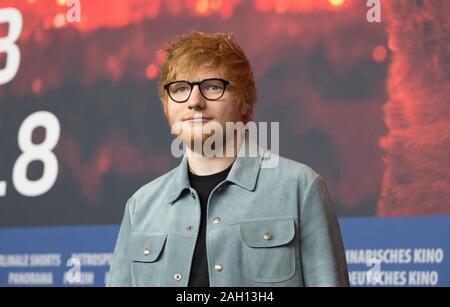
[0, 0, 449, 286]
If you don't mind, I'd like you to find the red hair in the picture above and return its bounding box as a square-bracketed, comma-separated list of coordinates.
[158, 32, 257, 123]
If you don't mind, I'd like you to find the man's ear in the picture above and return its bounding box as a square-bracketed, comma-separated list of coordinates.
[162, 98, 168, 115]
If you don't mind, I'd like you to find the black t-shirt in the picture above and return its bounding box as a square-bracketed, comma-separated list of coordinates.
[187, 164, 232, 287]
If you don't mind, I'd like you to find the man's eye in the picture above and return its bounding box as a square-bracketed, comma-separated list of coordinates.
[206, 85, 222, 91]
[172, 86, 188, 93]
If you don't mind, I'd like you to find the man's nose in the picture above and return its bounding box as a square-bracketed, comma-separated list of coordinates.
[186, 85, 206, 109]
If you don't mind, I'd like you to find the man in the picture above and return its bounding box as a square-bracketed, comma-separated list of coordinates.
[107, 32, 349, 287]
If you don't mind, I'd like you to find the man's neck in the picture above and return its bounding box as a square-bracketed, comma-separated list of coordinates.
[186, 135, 241, 176]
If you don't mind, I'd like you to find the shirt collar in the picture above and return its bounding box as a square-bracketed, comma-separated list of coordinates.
[168, 137, 265, 205]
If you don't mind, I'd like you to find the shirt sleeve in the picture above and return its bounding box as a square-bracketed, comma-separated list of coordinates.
[106, 197, 134, 287]
[299, 174, 350, 286]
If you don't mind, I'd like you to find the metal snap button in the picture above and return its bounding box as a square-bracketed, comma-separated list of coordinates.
[263, 232, 273, 241]
[214, 264, 223, 272]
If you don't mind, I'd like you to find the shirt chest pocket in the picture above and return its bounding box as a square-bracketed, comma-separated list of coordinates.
[239, 218, 296, 283]
[126, 234, 167, 286]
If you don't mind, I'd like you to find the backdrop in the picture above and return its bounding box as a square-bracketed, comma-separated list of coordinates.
[0, 0, 449, 286]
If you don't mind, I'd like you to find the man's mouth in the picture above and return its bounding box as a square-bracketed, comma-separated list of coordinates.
[184, 114, 212, 123]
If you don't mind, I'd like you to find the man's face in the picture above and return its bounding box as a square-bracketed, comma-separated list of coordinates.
[165, 66, 245, 151]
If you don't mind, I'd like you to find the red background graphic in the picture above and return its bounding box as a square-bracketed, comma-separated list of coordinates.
[0, 0, 448, 226]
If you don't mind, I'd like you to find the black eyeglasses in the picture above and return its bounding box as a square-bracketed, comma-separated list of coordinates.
[163, 78, 230, 103]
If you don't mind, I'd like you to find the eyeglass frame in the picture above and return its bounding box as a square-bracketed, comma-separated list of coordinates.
[163, 78, 230, 103]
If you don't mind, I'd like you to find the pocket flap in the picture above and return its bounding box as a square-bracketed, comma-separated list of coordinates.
[239, 218, 295, 248]
[126, 234, 167, 262]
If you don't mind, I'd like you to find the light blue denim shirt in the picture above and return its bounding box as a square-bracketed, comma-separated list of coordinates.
[107, 141, 349, 287]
